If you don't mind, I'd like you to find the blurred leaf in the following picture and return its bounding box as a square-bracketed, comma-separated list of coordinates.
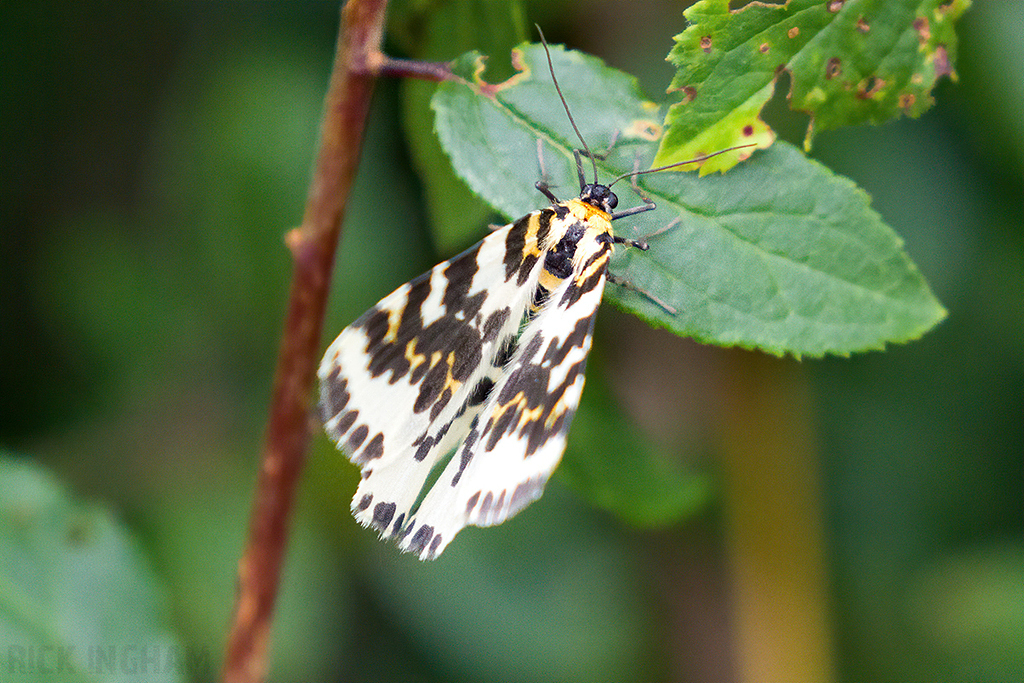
[0, 456, 182, 683]
[906, 541, 1024, 681]
[143, 458, 351, 683]
[363, 482, 652, 683]
[433, 43, 946, 356]
[395, 0, 527, 252]
[657, 0, 971, 168]
[561, 370, 713, 527]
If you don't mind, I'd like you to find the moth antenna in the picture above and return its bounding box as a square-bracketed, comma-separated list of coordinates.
[536, 25, 599, 185]
[607, 144, 758, 187]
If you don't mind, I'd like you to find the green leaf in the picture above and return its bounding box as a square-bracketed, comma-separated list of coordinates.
[432, 43, 946, 356]
[610, 141, 947, 356]
[656, 0, 971, 167]
[394, 0, 527, 252]
[0, 456, 183, 683]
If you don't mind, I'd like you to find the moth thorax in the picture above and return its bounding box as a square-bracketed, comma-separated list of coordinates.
[579, 183, 618, 213]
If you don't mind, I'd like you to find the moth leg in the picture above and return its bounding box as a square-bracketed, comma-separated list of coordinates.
[606, 271, 678, 316]
[612, 234, 649, 251]
[643, 216, 681, 240]
[612, 214, 680, 262]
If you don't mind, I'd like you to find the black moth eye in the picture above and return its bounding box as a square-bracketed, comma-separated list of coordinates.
[606, 192, 618, 210]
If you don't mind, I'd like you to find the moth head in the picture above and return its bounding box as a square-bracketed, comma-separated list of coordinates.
[579, 183, 618, 213]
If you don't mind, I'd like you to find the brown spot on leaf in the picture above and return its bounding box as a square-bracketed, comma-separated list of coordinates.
[933, 45, 952, 79]
[788, 27, 800, 39]
[914, 17, 931, 44]
[743, 124, 754, 137]
[700, 35, 713, 53]
[478, 48, 531, 98]
[856, 16, 870, 33]
[682, 85, 697, 103]
[826, 57, 842, 79]
[857, 75, 886, 99]
[899, 93, 916, 109]
[828, 0, 844, 12]
[760, 42, 770, 54]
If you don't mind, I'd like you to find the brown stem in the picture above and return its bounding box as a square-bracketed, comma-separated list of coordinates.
[376, 55, 457, 82]
[221, 1, 388, 681]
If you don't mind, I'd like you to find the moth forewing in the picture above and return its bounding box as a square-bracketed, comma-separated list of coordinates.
[318, 216, 548, 539]
[397, 207, 615, 559]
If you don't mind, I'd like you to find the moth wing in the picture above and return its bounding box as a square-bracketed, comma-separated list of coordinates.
[400, 239, 611, 559]
[318, 215, 547, 540]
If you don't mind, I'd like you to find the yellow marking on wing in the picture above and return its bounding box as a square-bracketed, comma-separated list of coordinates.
[405, 339, 426, 373]
[383, 305, 403, 344]
[516, 405, 544, 432]
[442, 351, 463, 396]
[522, 212, 546, 259]
[537, 268, 562, 292]
[545, 392, 576, 429]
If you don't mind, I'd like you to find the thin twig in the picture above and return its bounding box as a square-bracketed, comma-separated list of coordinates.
[375, 55, 457, 82]
[221, 1, 388, 681]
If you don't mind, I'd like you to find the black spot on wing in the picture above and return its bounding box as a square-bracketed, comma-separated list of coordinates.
[347, 424, 369, 451]
[355, 494, 372, 512]
[451, 416, 481, 486]
[355, 432, 384, 465]
[483, 307, 510, 342]
[391, 513, 405, 537]
[413, 434, 435, 462]
[517, 253, 540, 287]
[430, 387, 452, 421]
[407, 524, 436, 556]
[494, 335, 517, 368]
[504, 213, 532, 281]
[413, 416, 454, 462]
[523, 360, 585, 456]
[321, 372, 349, 420]
[335, 411, 360, 432]
[372, 502, 396, 530]
[442, 248, 477, 310]
[519, 333, 544, 363]
[560, 247, 610, 309]
[543, 317, 591, 367]
[479, 491, 494, 517]
[468, 377, 494, 406]
[544, 221, 585, 280]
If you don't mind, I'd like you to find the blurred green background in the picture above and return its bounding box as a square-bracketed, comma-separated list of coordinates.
[1, 1, 1020, 681]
